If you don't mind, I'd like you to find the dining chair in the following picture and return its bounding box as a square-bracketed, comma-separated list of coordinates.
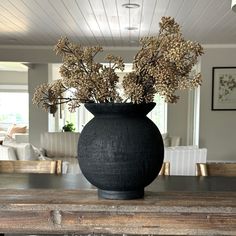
[196, 162, 236, 176]
[0, 160, 62, 174]
[159, 162, 170, 176]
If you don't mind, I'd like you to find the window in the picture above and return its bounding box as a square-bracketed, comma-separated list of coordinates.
[59, 91, 80, 132]
[0, 92, 29, 130]
[147, 94, 167, 134]
[0, 62, 28, 131]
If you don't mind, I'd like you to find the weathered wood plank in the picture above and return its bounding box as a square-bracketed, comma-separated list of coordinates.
[0, 174, 236, 235]
[0, 209, 236, 235]
[196, 162, 236, 176]
[0, 190, 236, 235]
[0, 160, 62, 174]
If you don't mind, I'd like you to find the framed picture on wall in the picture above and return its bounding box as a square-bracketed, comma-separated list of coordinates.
[212, 67, 236, 110]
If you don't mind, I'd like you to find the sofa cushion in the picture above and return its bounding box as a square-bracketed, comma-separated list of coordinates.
[162, 133, 170, 147]
[0, 145, 17, 160]
[3, 137, 38, 161]
[40, 132, 80, 158]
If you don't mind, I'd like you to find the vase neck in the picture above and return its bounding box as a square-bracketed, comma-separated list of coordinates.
[84, 103, 156, 116]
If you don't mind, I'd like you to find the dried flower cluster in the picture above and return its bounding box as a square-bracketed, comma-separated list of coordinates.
[33, 16, 204, 114]
[123, 17, 204, 103]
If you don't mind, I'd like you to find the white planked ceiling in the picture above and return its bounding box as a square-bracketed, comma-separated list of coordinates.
[0, 0, 235, 47]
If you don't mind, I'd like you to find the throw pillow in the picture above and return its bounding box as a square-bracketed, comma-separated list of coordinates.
[7, 124, 27, 138]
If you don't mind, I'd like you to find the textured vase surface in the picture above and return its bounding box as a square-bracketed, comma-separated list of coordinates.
[77, 102, 164, 199]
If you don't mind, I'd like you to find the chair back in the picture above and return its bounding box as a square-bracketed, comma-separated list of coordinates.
[0, 160, 62, 174]
[196, 162, 236, 176]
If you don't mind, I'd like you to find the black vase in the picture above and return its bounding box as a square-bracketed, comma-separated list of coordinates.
[77, 102, 164, 200]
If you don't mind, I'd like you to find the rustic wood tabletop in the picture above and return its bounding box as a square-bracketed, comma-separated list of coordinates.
[0, 174, 235, 235]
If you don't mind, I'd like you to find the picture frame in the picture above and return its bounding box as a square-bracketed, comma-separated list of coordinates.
[212, 67, 236, 110]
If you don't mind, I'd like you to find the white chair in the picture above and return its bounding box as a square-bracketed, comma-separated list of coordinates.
[164, 146, 207, 176]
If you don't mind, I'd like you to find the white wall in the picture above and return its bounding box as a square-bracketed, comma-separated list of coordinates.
[28, 64, 48, 147]
[0, 71, 27, 85]
[167, 90, 189, 146]
[0, 46, 137, 63]
[200, 47, 236, 161]
[0, 46, 58, 63]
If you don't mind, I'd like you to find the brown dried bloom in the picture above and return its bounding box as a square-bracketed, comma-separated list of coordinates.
[123, 16, 204, 103]
[33, 16, 204, 114]
[123, 72, 156, 103]
[32, 80, 72, 114]
[33, 37, 125, 114]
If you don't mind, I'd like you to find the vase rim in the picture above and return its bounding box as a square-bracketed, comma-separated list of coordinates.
[84, 102, 156, 116]
[84, 102, 156, 105]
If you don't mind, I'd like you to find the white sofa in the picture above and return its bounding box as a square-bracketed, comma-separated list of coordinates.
[40, 132, 81, 174]
[0, 141, 38, 161]
[0, 132, 81, 174]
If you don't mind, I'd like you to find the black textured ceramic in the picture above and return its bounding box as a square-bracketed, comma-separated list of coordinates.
[77, 103, 164, 200]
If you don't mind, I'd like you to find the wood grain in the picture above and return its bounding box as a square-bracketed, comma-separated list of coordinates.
[196, 162, 236, 176]
[0, 189, 236, 235]
[0, 160, 62, 174]
[0, 174, 236, 235]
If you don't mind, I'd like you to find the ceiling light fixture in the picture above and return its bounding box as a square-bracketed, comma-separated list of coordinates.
[125, 26, 138, 30]
[122, 3, 140, 9]
[123, 1, 139, 30]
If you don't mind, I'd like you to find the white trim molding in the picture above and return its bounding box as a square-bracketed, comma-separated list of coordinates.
[203, 44, 236, 49]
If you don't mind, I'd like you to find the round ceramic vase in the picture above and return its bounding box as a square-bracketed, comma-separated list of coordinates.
[77, 102, 164, 200]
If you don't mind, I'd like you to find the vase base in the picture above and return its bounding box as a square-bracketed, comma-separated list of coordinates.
[98, 189, 144, 200]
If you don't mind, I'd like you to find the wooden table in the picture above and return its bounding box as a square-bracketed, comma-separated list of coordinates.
[0, 174, 236, 235]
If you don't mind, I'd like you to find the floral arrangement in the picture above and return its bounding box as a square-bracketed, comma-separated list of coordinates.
[33, 16, 204, 114]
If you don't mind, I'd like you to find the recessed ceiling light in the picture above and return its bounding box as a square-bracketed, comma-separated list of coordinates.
[122, 3, 140, 9]
[125, 26, 138, 30]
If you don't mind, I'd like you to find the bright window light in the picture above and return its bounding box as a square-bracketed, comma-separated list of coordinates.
[0, 92, 29, 128]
